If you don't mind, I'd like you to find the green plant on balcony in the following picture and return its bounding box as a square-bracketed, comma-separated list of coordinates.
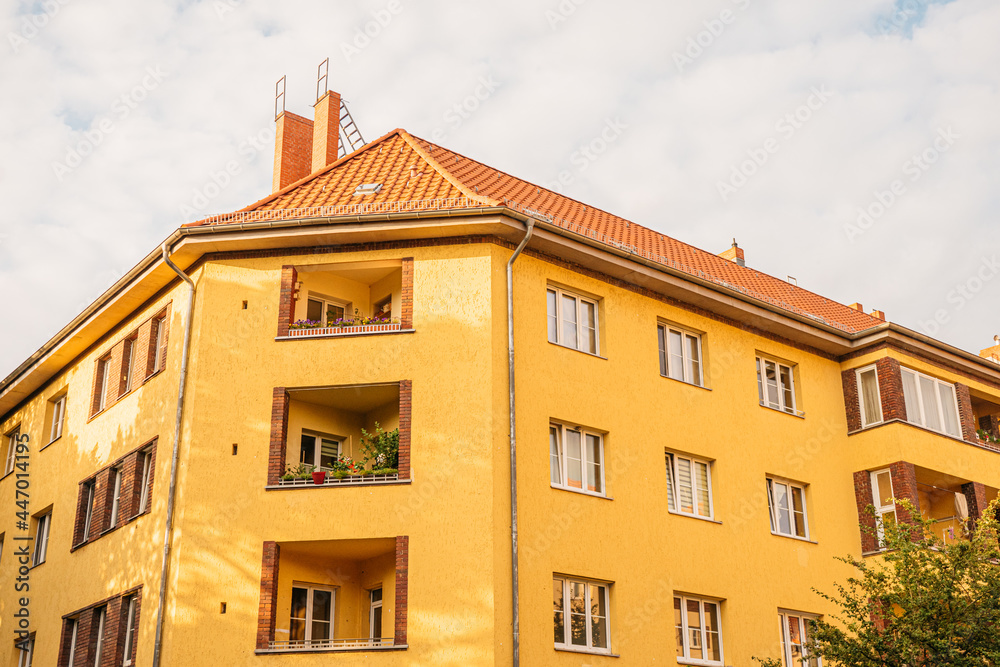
[977, 428, 1000, 445]
[281, 463, 315, 481]
[359, 422, 400, 471]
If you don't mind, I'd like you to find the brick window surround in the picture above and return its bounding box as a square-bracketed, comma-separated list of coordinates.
[266, 381, 412, 486]
[275, 258, 413, 337]
[842, 358, 979, 443]
[90, 305, 171, 418]
[72, 439, 157, 551]
[854, 463, 993, 552]
[58, 588, 142, 667]
[255, 536, 409, 650]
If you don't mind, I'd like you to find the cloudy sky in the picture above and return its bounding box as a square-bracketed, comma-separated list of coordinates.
[1, 0, 997, 377]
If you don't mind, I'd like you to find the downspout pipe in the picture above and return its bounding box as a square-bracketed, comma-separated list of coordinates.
[507, 218, 534, 667]
[152, 243, 196, 667]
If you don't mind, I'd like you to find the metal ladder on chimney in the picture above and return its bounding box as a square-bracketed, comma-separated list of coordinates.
[339, 101, 366, 158]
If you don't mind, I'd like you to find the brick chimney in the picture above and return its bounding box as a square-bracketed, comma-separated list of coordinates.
[718, 239, 745, 267]
[312, 90, 341, 173]
[272, 111, 314, 192]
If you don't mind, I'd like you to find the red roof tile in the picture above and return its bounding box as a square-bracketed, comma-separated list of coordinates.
[187, 129, 883, 334]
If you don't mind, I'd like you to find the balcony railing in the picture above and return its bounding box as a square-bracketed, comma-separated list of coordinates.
[287, 322, 402, 337]
[277, 472, 400, 487]
[268, 638, 396, 651]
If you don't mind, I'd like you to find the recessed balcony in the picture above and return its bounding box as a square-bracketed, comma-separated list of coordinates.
[277, 259, 413, 339]
[267, 382, 411, 488]
[256, 537, 408, 653]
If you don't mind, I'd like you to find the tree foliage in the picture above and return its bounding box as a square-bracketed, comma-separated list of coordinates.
[800, 500, 1000, 667]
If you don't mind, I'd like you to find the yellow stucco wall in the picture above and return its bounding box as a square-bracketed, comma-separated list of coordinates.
[2, 238, 1000, 666]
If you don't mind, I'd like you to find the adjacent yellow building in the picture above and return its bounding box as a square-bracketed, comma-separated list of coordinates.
[3, 86, 1000, 667]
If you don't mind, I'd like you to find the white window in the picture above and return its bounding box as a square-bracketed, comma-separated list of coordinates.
[120, 337, 135, 395]
[109, 467, 123, 528]
[67, 618, 78, 667]
[32, 513, 50, 566]
[757, 357, 797, 414]
[138, 450, 153, 515]
[290, 585, 335, 647]
[151, 316, 166, 374]
[547, 287, 599, 355]
[900, 368, 961, 438]
[82, 482, 96, 542]
[306, 295, 348, 327]
[49, 394, 67, 443]
[553, 576, 610, 653]
[93, 607, 106, 666]
[549, 424, 605, 496]
[96, 356, 112, 412]
[665, 452, 713, 519]
[767, 479, 809, 539]
[122, 596, 137, 667]
[856, 366, 882, 427]
[659, 324, 704, 386]
[16, 634, 33, 667]
[369, 588, 383, 641]
[870, 469, 896, 546]
[4, 426, 19, 475]
[779, 612, 821, 667]
[674, 595, 723, 665]
[299, 432, 341, 471]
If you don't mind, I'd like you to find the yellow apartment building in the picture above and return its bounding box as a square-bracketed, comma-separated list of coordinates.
[2, 85, 1000, 667]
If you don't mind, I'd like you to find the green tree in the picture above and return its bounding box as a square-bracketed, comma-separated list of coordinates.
[758, 500, 1000, 667]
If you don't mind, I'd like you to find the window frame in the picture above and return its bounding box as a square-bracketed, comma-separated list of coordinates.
[138, 449, 153, 515]
[119, 335, 136, 397]
[306, 293, 350, 327]
[674, 595, 724, 666]
[549, 423, 606, 497]
[32, 512, 51, 567]
[289, 583, 337, 647]
[108, 466, 123, 529]
[151, 315, 166, 376]
[552, 575, 612, 654]
[665, 451, 714, 520]
[49, 394, 67, 443]
[368, 588, 383, 641]
[855, 365, 883, 428]
[757, 356, 799, 415]
[96, 355, 112, 413]
[900, 367, 961, 438]
[121, 596, 138, 667]
[93, 607, 106, 667]
[81, 482, 96, 543]
[66, 618, 79, 667]
[16, 634, 33, 667]
[870, 468, 896, 546]
[767, 478, 810, 540]
[298, 431, 343, 472]
[4, 425, 20, 475]
[779, 611, 821, 667]
[547, 286, 601, 355]
[658, 323, 705, 387]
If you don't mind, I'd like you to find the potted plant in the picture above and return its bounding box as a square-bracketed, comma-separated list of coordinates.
[359, 423, 400, 471]
[312, 469, 327, 485]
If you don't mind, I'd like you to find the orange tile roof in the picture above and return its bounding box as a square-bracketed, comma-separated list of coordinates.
[187, 129, 884, 334]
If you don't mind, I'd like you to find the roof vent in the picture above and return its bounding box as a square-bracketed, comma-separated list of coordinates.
[787, 276, 797, 286]
[353, 183, 383, 196]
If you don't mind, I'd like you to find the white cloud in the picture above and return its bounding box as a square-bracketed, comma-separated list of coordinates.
[1, 0, 999, 378]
